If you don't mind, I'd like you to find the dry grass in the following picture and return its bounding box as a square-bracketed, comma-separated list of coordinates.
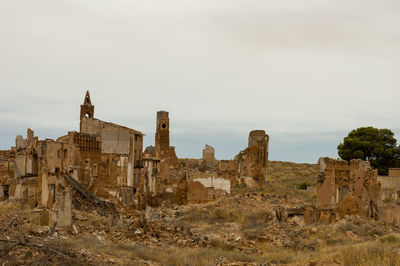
[59, 235, 326, 265]
[176, 201, 270, 229]
[268, 161, 316, 189]
[56, 229, 400, 265]
[230, 160, 317, 205]
[268, 160, 317, 181]
[60, 235, 269, 265]
[340, 239, 400, 265]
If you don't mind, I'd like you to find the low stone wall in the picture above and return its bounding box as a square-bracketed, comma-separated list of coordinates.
[193, 177, 230, 194]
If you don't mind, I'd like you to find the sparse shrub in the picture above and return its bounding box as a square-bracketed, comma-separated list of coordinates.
[372, 226, 385, 236]
[380, 234, 400, 244]
[208, 208, 238, 224]
[341, 242, 400, 265]
[234, 182, 247, 190]
[242, 210, 269, 240]
[338, 222, 354, 233]
[383, 195, 394, 204]
[24, 250, 33, 259]
[296, 182, 310, 190]
[360, 224, 372, 237]
[267, 249, 293, 264]
[209, 238, 235, 251]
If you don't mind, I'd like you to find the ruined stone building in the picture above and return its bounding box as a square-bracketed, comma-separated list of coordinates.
[1, 91, 165, 227]
[315, 157, 381, 220]
[0, 91, 275, 229]
[197, 130, 270, 189]
[174, 130, 270, 204]
[235, 130, 269, 185]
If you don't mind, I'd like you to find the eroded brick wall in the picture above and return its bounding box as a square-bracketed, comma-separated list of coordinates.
[316, 157, 381, 218]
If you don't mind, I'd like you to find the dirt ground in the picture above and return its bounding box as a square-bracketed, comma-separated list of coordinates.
[1, 161, 400, 265]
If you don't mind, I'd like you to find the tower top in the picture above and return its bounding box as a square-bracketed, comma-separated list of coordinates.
[80, 90, 95, 125]
[83, 90, 92, 105]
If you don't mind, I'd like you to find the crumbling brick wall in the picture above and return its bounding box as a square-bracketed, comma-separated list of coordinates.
[316, 157, 381, 219]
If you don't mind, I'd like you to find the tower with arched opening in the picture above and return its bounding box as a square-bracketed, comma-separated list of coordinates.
[80, 90, 94, 132]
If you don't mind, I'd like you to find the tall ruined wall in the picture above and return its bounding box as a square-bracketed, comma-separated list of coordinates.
[143, 158, 159, 195]
[199, 144, 218, 172]
[14, 129, 39, 178]
[202, 145, 216, 162]
[168, 146, 179, 169]
[236, 130, 269, 185]
[248, 130, 269, 165]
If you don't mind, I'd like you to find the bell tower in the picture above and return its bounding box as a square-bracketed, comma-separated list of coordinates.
[155, 111, 170, 159]
[80, 90, 94, 131]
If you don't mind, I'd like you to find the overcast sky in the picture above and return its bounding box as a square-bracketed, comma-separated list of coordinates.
[0, 0, 399, 163]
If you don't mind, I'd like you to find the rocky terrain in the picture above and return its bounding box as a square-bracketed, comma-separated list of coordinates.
[1, 161, 400, 265]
